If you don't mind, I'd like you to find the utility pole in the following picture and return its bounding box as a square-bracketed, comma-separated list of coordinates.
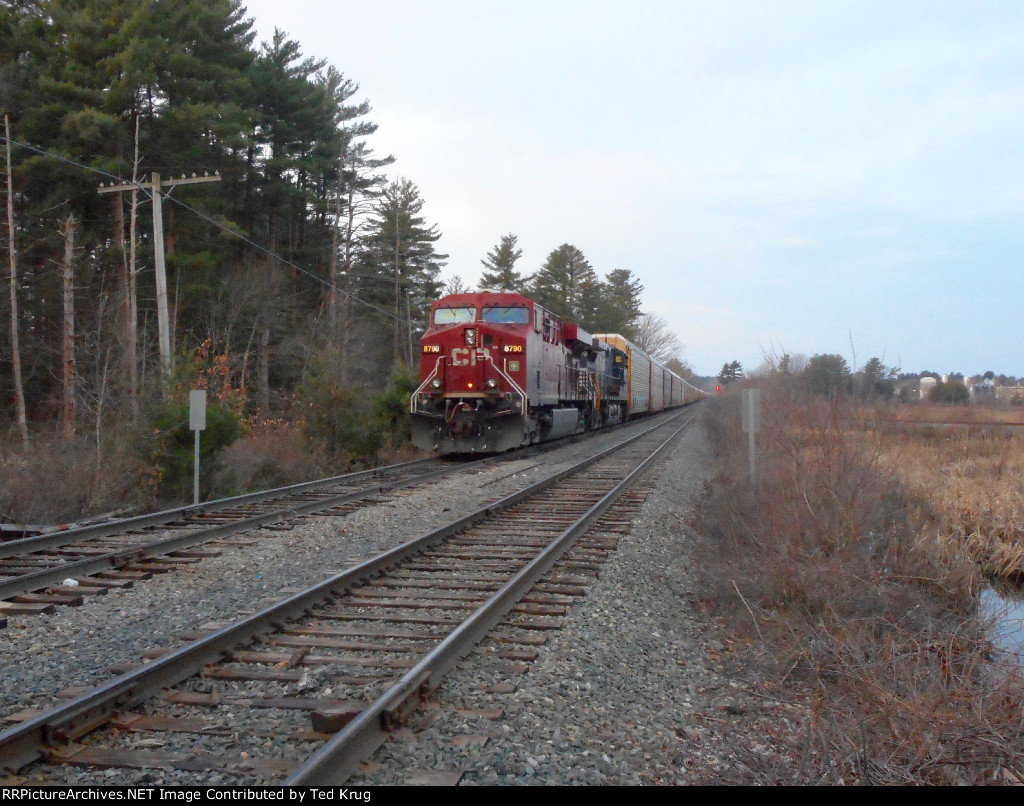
[99, 171, 220, 376]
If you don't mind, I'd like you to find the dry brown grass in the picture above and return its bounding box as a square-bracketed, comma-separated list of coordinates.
[868, 402, 1024, 426]
[0, 433, 150, 525]
[213, 423, 333, 495]
[862, 419, 1024, 580]
[693, 386, 1024, 785]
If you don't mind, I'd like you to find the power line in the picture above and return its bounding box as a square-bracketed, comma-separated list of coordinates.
[2, 136, 127, 185]
[167, 194, 399, 323]
[1, 133, 403, 325]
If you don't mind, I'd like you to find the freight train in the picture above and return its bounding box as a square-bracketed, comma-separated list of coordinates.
[410, 291, 702, 454]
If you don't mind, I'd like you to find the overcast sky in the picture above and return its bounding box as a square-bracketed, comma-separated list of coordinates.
[240, 0, 1024, 377]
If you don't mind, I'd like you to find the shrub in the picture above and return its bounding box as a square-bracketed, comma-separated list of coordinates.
[803, 353, 853, 397]
[213, 423, 330, 495]
[0, 432, 149, 525]
[372, 370, 418, 446]
[296, 351, 382, 461]
[692, 387, 1023, 784]
[146, 395, 244, 503]
[929, 379, 970, 404]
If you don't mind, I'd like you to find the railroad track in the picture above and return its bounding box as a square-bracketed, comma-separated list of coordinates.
[0, 408, 697, 623]
[0, 456, 485, 620]
[0, 407, 697, 785]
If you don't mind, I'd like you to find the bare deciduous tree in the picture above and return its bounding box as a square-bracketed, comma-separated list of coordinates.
[5, 113, 28, 447]
[61, 213, 76, 439]
[444, 275, 468, 295]
[633, 312, 685, 364]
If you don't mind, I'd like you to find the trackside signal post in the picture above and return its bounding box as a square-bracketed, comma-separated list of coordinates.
[742, 388, 760, 489]
[190, 390, 206, 506]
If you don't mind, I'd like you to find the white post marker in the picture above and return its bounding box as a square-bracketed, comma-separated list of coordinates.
[189, 390, 207, 506]
[741, 388, 761, 489]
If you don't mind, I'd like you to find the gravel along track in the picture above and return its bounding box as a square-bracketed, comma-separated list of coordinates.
[0, 456, 468, 613]
[2, 407, 798, 786]
[1, 409, 806, 785]
[350, 421, 805, 786]
[0, 414, 685, 731]
[0, 416, 669, 619]
[0, 411, 697, 784]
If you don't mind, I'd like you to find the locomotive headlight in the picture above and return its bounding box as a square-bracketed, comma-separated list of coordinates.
[486, 378, 498, 389]
[430, 378, 443, 390]
[465, 328, 476, 345]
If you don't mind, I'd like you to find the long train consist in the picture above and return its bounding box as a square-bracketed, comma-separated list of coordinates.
[410, 291, 703, 453]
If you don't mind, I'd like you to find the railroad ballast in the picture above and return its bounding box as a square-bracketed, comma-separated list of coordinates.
[410, 291, 702, 453]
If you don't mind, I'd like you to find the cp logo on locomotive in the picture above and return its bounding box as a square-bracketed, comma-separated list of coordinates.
[450, 347, 492, 367]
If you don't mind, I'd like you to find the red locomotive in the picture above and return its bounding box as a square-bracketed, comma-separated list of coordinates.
[410, 291, 702, 453]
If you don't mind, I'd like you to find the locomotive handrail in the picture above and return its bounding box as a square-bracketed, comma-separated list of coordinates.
[410, 356, 445, 414]
[487, 353, 527, 413]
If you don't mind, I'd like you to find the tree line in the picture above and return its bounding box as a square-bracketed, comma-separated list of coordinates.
[465, 233, 690, 370]
[733, 351, 1018, 405]
[0, 1, 694, 513]
[1, 1, 447, 436]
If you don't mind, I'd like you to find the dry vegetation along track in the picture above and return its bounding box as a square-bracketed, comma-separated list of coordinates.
[0, 409, 695, 785]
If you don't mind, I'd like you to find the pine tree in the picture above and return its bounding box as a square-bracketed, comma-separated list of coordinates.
[530, 243, 599, 322]
[249, 29, 332, 261]
[478, 233, 525, 292]
[719, 360, 744, 384]
[331, 140, 392, 383]
[0, 1, 41, 119]
[359, 178, 447, 370]
[9, 0, 259, 420]
[318, 67, 391, 359]
[0, 0, 415, 434]
[589, 268, 643, 336]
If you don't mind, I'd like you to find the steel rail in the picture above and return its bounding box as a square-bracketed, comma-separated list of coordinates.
[286, 413, 694, 784]
[0, 456, 444, 561]
[0, 409, 691, 776]
[0, 460, 477, 602]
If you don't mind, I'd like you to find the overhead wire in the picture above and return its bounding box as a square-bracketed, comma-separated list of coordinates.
[1, 133, 405, 325]
[165, 194, 399, 323]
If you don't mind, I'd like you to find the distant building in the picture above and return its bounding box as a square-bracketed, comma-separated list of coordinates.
[994, 386, 1024, 405]
[919, 376, 937, 400]
[970, 382, 995, 402]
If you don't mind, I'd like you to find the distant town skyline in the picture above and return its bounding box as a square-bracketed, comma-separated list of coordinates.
[240, 1, 1024, 377]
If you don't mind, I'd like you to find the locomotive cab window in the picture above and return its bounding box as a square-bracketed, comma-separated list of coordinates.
[481, 306, 530, 325]
[433, 306, 476, 325]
